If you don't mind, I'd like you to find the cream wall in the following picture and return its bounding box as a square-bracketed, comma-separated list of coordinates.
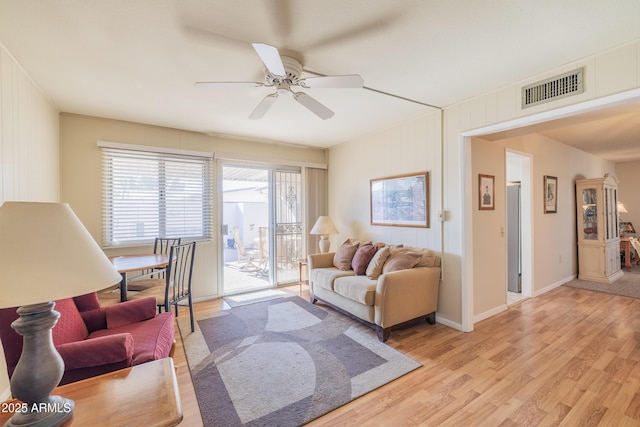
[60, 113, 327, 301]
[616, 160, 640, 227]
[471, 139, 506, 317]
[0, 45, 61, 399]
[327, 111, 451, 318]
[328, 110, 442, 247]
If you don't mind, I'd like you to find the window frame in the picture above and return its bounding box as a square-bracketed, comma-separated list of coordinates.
[99, 142, 213, 248]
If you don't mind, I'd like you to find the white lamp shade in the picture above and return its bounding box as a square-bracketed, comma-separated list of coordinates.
[0, 202, 122, 308]
[618, 202, 628, 213]
[310, 216, 339, 235]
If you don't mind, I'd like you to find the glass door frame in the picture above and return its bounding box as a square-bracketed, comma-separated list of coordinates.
[218, 161, 303, 296]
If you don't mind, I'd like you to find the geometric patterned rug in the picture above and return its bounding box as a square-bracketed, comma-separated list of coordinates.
[177, 296, 421, 427]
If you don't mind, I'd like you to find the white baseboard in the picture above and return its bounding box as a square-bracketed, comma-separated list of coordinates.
[474, 304, 508, 324]
[435, 314, 462, 331]
[534, 274, 576, 297]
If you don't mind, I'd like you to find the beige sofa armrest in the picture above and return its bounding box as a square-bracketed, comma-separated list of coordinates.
[374, 266, 441, 328]
[308, 252, 335, 270]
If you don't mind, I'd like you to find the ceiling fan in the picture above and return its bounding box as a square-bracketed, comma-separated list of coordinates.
[194, 43, 364, 120]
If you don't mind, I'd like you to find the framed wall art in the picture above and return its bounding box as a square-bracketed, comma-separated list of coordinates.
[544, 175, 558, 214]
[370, 172, 429, 228]
[478, 174, 495, 210]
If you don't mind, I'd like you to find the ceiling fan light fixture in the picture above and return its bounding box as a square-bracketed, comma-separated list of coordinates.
[196, 42, 362, 120]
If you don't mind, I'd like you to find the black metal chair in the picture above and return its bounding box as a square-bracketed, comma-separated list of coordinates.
[150, 237, 182, 278]
[128, 242, 197, 332]
[154, 237, 182, 258]
[128, 237, 182, 291]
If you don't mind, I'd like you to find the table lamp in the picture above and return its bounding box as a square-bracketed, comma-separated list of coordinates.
[310, 216, 339, 253]
[0, 202, 121, 427]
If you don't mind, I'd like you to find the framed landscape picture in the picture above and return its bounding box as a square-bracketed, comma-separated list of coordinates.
[370, 172, 429, 228]
[544, 175, 557, 214]
[478, 174, 495, 210]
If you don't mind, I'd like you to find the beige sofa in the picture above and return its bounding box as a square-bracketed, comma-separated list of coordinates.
[308, 243, 441, 342]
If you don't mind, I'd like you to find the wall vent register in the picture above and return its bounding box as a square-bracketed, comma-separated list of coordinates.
[521, 67, 584, 108]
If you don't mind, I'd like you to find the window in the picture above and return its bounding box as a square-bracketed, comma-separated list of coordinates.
[101, 145, 213, 247]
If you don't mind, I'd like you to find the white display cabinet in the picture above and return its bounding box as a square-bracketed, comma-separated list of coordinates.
[576, 175, 623, 283]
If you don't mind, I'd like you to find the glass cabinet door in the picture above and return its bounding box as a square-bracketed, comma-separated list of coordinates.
[582, 188, 598, 240]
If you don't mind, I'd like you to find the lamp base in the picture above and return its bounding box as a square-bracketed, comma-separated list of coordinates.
[318, 236, 330, 253]
[5, 395, 74, 427]
[7, 302, 74, 427]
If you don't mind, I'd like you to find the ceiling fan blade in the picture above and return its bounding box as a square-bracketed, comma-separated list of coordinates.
[301, 75, 364, 89]
[293, 92, 334, 120]
[252, 43, 286, 76]
[194, 81, 264, 88]
[249, 94, 278, 120]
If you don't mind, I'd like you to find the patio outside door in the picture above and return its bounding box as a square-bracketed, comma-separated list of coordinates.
[221, 165, 302, 295]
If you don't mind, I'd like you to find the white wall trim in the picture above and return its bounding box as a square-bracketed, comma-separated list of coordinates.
[215, 152, 327, 170]
[97, 140, 214, 158]
[533, 275, 576, 297]
[461, 134, 474, 332]
[435, 314, 462, 331]
[464, 89, 640, 137]
[474, 304, 508, 324]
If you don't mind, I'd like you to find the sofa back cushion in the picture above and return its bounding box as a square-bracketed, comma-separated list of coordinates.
[52, 298, 89, 345]
[365, 246, 390, 279]
[382, 247, 423, 273]
[405, 247, 441, 267]
[333, 239, 360, 271]
[351, 243, 378, 275]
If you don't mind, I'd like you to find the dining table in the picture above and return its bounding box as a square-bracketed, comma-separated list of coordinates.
[110, 254, 170, 302]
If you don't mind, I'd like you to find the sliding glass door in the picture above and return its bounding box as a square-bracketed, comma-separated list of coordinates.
[221, 164, 302, 295]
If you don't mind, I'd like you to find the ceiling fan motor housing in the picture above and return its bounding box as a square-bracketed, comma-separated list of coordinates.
[265, 56, 302, 88]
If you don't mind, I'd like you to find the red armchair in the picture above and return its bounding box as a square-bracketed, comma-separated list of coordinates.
[0, 292, 175, 385]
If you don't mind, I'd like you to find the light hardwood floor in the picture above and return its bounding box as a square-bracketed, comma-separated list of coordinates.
[173, 285, 640, 426]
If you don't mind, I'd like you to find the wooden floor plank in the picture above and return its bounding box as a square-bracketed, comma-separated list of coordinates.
[168, 284, 640, 426]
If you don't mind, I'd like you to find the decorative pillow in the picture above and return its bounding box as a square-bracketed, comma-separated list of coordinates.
[366, 246, 391, 279]
[351, 243, 378, 275]
[382, 248, 423, 273]
[333, 239, 360, 271]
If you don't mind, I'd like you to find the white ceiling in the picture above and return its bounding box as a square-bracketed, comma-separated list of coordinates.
[1, 0, 640, 156]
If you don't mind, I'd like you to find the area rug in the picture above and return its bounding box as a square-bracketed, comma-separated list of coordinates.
[178, 296, 421, 427]
[223, 289, 289, 308]
[564, 264, 640, 298]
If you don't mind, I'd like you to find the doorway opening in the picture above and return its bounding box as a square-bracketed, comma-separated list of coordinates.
[221, 164, 303, 295]
[506, 150, 533, 305]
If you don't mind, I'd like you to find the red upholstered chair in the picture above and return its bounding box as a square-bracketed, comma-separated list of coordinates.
[0, 292, 175, 386]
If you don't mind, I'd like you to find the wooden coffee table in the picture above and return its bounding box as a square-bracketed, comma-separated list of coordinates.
[0, 358, 182, 426]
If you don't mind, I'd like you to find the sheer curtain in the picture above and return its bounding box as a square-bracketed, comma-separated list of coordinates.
[305, 167, 328, 256]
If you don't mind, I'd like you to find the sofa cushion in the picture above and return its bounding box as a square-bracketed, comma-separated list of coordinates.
[334, 276, 377, 306]
[366, 246, 390, 279]
[89, 312, 175, 365]
[333, 239, 360, 270]
[53, 298, 90, 345]
[404, 246, 441, 267]
[382, 247, 423, 273]
[310, 267, 355, 291]
[351, 243, 378, 275]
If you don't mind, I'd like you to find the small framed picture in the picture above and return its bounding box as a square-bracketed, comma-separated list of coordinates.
[544, 175, 558, 214]
[479, 174, 495, 210]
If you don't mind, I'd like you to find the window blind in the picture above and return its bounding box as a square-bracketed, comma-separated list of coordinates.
[101, 147, 213, 247]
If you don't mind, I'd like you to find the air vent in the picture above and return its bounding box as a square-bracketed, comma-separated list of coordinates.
[521, 68, 584, 108]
